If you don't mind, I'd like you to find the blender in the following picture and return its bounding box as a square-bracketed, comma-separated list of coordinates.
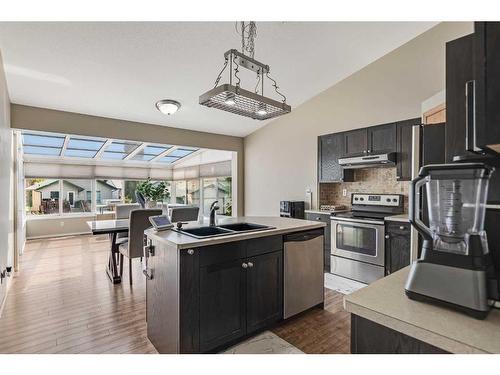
[405, 163, 495, 319]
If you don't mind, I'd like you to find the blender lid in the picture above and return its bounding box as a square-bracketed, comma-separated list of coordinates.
[418, 163, 494, 180]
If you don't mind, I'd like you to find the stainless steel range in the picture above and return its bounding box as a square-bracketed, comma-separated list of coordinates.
[330, 193, 404, 284]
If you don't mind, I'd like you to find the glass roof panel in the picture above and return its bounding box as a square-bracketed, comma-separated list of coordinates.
[158, 156, 180, 164]
[23, 133, 65, 148]
[67, 138, 105, 151]
[106, 142, 139, 154]
[143, 145, 170, 155]
[23, 145, 62, 156]
[102, 151, 127, 160]
[131, 153, 156, 162]
[169, 148, 198, 158]
[65, 149, 98, 158]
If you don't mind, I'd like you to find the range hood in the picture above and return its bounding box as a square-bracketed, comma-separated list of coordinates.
[338, 152, 396, 169]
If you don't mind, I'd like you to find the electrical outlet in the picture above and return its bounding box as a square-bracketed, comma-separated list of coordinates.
[60, 221, 65, 227]
[342, 189, 347, 197]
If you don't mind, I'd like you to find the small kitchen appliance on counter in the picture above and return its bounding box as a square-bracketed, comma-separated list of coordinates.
[406, 163, 496, 319]
[280, 200, 305, 219]
[331, 193, 404, 284]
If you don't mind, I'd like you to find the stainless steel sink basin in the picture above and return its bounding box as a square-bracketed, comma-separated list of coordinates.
[174, 222, 274, 239]
[218, 222, 273, 232]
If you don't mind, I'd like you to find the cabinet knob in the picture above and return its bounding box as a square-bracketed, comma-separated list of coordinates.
[385, 235, 390, 239]
[187, 249, 194, 255]
[247, 262, 254, 268]
[399, 226, 405, 230]
[242, 263, 248, 269]
[316, 217, 321, 220]
[363, 150, 367, 154]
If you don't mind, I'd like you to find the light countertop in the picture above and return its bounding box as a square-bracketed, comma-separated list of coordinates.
[384, 214, 409, 222]
[145, 216, 326, 249]
[344, 267, 500, 353]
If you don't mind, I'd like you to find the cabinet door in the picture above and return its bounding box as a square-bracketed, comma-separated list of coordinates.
[343, 128, 368, 157]
[199, 259, 246, 352]
[396, 118, 419, 181]
[246, 251, 283, 334]
[305, 212, 331, 271]
[318, 133, 353, 182]
[385, 223, 411, 275]
[445, 33, 474, 163]
[368, 123, 396, 154]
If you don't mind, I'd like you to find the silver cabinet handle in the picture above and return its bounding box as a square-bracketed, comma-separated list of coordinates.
[385, 234, 390, 239]
[242, 263, 248, 269]
[247, 262, 254, 268]
[187, 249, 194, 255]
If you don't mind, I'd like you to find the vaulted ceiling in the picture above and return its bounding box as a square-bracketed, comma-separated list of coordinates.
[0, 22, 437, 137]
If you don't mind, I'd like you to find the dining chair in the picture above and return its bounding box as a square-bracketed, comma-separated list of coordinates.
[114, 203, 141, 245]
[118, 208, 161, 284]
[135, 191, 146, 208]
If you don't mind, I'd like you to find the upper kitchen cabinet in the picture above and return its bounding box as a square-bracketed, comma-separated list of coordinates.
[343, 128, 368, 157]
[474, 22, 500, 155]
[368, 123, 397, 155]
[342, 124, 397, 157]
[318, 133, 354, 182]
[396, 118, 420, 181]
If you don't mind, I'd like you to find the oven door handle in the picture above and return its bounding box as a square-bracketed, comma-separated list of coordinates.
[331, 218, 385, 227]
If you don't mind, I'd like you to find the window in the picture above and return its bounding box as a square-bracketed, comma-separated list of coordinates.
[202, 177, 232, 216]
[86, 191, 92, 202]
[187, 180, 200, 206]
[63, 179, 93, 213]
[25, 179, 61, 215]
[175, 181, 187, 204]
[102, 141, 139, 160]
[96, 191, 102, 204]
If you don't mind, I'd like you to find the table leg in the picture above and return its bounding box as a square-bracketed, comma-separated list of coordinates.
[106, 232, 122, 284]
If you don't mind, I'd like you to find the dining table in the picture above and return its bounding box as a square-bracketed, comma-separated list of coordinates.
[87, 219, 129, 284]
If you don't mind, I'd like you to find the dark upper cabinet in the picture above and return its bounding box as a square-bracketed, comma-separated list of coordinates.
[199, 259, 247, 352]
[445, 28, 500, 204]
[343, 128, 368, 157]
[445, 33, 474, 163]
[318, 133, 354, 182]
[246, 251, 283, 334]
[305, 212, 331, 271]
[385, 222, 411, 276]
[368, 123, 397, 155]
[474, 22, 500, 154]
[396, 118, 420, 181]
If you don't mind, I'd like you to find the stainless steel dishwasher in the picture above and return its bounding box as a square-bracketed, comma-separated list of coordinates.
[284, 228, 325, 319]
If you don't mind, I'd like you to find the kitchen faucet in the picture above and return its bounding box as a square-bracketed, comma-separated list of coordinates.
[209, 201, 219, 226]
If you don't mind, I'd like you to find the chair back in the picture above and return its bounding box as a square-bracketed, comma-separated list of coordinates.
[115, 203, 141, 219]
[170, 206, 200, 222]
[128, 209, 162, 258]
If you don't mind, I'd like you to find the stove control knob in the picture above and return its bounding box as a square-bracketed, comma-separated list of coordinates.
[386, 198, 391, 202]
[359, 197, 364, 201]
[354, 197, 359, 201]
[393, 198, 398, 202]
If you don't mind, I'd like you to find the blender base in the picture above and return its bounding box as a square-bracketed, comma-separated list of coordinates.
[405, 260, 490, 320]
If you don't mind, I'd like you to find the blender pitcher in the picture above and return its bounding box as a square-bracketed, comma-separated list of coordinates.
[406, 163, 494, 319]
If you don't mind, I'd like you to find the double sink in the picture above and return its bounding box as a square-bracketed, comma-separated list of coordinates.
[174, 222, 274, 239]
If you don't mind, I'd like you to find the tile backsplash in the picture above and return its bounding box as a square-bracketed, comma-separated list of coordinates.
[319, 167, 409, 212]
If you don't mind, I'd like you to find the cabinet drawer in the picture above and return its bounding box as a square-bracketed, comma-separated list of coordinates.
[305, 212, 331, 224]
[386, 222, 411, 235]
[199, 242, 245, 267]
[245, 235, 283, 258]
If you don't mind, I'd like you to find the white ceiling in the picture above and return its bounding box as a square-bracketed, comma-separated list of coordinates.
[0, 22, 437, 137]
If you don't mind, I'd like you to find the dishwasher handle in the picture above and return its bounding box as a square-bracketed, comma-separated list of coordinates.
[284, 229, 324, 242]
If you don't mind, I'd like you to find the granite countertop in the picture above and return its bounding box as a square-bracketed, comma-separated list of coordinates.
[145, 216, 326, 249]
[384, 214, 410, 222]
[344, 267, 500, 353]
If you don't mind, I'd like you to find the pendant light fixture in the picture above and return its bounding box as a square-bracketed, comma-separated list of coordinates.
[199, 22, 291, 120]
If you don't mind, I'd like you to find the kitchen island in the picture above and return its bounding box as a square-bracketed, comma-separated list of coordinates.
[344, 267, 500, 354]
[143, 216, 326, 354]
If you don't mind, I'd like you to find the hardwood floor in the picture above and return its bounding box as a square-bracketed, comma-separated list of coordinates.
[0, 234, 350, 354]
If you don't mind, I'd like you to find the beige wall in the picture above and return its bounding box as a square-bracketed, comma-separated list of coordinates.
[244, 22, 473, 216]
[11, 104, 245, 216]
[0, 50, 13, 310]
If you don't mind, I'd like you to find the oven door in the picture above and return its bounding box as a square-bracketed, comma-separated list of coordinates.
[331, 218, 385, 266]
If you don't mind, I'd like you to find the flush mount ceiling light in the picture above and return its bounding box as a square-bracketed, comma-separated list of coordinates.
[155, 99, 181, 115]
[199, 21, 291, 120]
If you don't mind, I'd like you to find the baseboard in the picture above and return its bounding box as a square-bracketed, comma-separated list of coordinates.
[26, 231, 91, 240]
[0, 275, 13, 318]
